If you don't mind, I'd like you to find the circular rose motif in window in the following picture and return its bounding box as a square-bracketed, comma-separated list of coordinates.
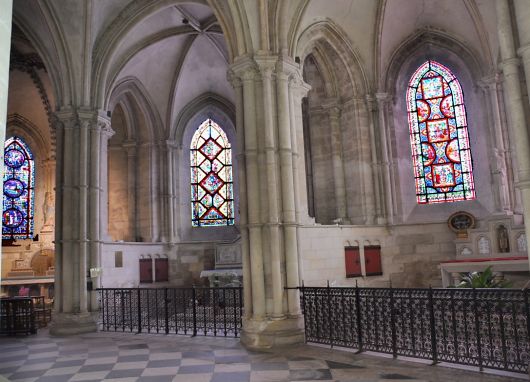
[4, 178, 24, 198]
[3, 208, 23, 228]
[4, 149, 25, 168]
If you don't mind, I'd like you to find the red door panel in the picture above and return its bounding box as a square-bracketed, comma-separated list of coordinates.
[139, 259, 153, 283]
[155, 258, 168, 282]
[364, 246, 382, 276]
[345, 247, 362, 277]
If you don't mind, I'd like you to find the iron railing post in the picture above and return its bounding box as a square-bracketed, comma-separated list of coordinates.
[238, 286, 243, 337]
[301, 281, 308, 343]
[523, 289, 530, 374]
[327, 280, 333, 348]
[137, 288, 142, 333]
[192, 286, 197, 337]
[472, 288, 483, 371]
[100, 290, 104, 330]
[165, 288, 169, 334]
[355, 281, 363, 352]
[428, 286, 438, 365]
[390, 285, 397, 358]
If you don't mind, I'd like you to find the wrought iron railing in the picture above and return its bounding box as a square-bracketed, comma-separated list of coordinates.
[299, 285, 530, 374]
[0, 297, 36, 335]
[97, 287, 243, 337]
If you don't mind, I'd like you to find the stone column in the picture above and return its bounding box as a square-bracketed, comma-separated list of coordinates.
[50, 109, 102, 335]
[354, 98, 376, 224]
[497, 0, 530, 270]
[328, 106, 348, 222]
[99, 124, 115, 242]
[515, 1, 530, 103]
[376, 93, 395, 223]
[287, 74, 309, 315]
[230, 56, 304, 349]
[257, 58, 284, 319]
[0, 1, 12, 282]
[123, 140, 138, 241]
[238, 61, 266, 320]
[166, 140, 177, 242]
[277, 59, 302, 319]
[89, 113, 109, 309]
[365, 96, 384, 224]
[479, 76, 512, 213]
[229, 73, 253, 318]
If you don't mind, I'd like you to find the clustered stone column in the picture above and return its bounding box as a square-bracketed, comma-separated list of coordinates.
[479, 75, 513, 213]
[229, 55, 307, 348]
[0, 1, 12, 177]
[497, 0, 530, 270]
[50, 108, 111, 334]
[328, 106, 348, 222]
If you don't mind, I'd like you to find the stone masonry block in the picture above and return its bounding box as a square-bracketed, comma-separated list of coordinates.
[396, 234, 434, 246]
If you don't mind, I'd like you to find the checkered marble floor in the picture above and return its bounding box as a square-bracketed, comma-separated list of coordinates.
[0, 329, 523, 382]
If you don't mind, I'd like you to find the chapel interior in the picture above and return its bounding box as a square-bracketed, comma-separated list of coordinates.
[0, 0, 529, 344]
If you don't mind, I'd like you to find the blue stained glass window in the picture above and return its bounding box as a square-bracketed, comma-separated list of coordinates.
[190, 119, 234, 227]
[2, 136, 35, 239]
[407, 61, 476, 204]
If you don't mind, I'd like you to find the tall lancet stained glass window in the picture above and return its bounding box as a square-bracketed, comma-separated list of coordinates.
[190, 119, 234, 226]
[407, 60, 475, 204]
[2, 136, 35, 239]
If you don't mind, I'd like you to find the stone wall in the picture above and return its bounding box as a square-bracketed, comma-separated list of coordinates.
[298, 222, 456, 288]
[100, 242, 219, 288]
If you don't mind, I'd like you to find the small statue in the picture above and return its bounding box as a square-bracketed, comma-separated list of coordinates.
[497, 225, 510, 253]
[43, 192, 55, 227]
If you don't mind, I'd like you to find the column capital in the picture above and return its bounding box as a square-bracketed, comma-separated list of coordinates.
[229, 55, 259, 82]
[478, 72, 502, 90]
[365, 94, 377, 112]
[375, 92, 391, 104]
[255, 54, 277, 78]
[500, 57, 521, 73]
[517, 43, 530, 60]
[275, 55, 299, 75]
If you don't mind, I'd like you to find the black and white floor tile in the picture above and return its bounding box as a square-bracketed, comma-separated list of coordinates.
[0, 330, 522, 382]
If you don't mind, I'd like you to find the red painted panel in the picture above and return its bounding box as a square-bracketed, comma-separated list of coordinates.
[155, 258, 169, 282]
[139, 259, 153, 283]
[345, 247, 362, 278]
[364, 246, 382, 276]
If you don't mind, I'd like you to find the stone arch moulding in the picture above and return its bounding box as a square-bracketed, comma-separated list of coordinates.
[294, 19, 368, 96]
[6, 114, 50, 159]
[107, 77, 164, 143]
[92, 0, 240, 107]
[383, 28, 486, 96]
[172, 92, 236, 145]
[12, 3, 74, 107]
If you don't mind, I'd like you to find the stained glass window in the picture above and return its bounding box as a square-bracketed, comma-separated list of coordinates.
[407, 60, 476, 204]
[2, 136, 35, 239]
[190, 119, 234, 226]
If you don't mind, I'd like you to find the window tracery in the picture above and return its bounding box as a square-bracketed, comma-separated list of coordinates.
[407, 60, 475, 204]
[190, 119, 234, 226]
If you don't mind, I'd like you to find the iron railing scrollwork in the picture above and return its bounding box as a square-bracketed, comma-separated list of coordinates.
[298, 285, 530, 374]
[97, 287, 243, 338]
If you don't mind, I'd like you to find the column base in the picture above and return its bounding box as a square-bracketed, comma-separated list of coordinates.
[240, 315, 304, 350]
[49, 312, 97, 336]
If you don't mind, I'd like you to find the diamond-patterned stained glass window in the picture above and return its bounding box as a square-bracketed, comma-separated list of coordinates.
[2, 136, 35, 239]
[190, 119, 234, 226]
[407, 60, 476, 204]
